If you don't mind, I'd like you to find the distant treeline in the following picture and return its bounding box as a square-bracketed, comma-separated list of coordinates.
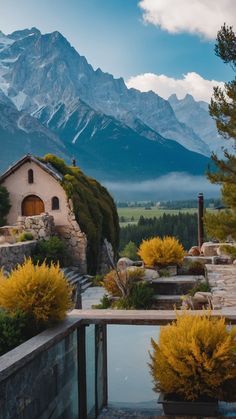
[120, 213, 198, 251]
[116, 198, 221, 209]
[117, 201, 155, 208]
[162, 198, 222, 210]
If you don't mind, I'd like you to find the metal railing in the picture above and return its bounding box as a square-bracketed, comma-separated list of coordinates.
[1, 309, 236, 419]
[76, 309, 236, 418]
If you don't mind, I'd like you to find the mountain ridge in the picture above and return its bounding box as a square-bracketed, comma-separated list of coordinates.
[0, 27, 211, 181]
[0, 28, 209, 155]
[168, 93, 235, 156]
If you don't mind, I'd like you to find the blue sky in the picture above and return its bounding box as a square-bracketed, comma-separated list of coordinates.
[0, 0, 235, 101]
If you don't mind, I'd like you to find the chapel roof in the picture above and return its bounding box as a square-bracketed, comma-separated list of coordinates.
[0, 154, 64, 183]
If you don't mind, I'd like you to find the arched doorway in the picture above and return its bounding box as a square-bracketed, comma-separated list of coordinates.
[22, 195, 45, 216]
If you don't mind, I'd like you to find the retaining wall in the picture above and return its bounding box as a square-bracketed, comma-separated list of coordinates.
[0, 241, 37, 272]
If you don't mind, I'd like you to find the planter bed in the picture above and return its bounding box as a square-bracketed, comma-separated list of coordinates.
[158, 393, 219, 416]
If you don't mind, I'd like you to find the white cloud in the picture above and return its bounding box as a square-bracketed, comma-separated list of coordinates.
[126, 71, 224, 102]
[139, 0, 236, 39]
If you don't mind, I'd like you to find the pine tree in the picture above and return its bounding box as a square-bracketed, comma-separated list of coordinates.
[205, 24, 236, 240]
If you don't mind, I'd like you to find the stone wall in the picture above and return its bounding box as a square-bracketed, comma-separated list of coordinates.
[0, 319, 79, 419]
[56, 199, 87, 274]
[1, 209, 112, 275]
[17, 213, 55, 240]
[0, 241, 37, 272]
[98, 239, 115, 274]
[206, 264, 236, 310]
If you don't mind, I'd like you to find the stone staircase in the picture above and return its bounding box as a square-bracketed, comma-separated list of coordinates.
[150, 275, 205, 309]
[62, 267, 93, 308]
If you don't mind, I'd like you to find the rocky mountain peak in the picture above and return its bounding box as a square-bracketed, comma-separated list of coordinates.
[168, 93, 178, 103]
[0, 27, 215, 159]
[183, 93, 195, 103]
[9, 27, 41, 40]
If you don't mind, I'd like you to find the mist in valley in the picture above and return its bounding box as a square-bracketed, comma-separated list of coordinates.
[103, 173, 220, 201]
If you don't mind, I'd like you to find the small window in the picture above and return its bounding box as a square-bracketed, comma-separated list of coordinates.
[28, 169, 34, 184]
[52, 196, 60, 210]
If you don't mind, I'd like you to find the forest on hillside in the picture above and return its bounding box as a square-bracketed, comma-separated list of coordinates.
[120, 213, 199, 251]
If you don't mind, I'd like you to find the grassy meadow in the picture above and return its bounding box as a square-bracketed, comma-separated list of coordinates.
[118, 207, 197, 226]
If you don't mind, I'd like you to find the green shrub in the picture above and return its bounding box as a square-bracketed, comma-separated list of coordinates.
[120, 241, 138, 260]
[127, 282, 154, 309]
[32, 236, 68, 266]
[114, 297, 132, 309]
[221, 245, 236, 260]
[115, 282, 154, 309]
[188, 281, 211, 297]
[159, 269, 170, 277]
[102, 267, 153, 309]
[0, 186, 11, 227]
[0, 310, 36, 356]
[91, 274, 104, 287]
[17, 232, 34, 242]
[93, 294, 111, 309]
[187, 261, 205, 276]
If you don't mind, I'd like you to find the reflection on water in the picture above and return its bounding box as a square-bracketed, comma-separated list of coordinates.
[107, 325, 160, 407]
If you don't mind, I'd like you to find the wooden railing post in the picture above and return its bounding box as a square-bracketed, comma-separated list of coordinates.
[77, 325, 87, 418]
[75, 282, 82, 309]
[95, 324, 108, 416]
[198, 192, 204, 250]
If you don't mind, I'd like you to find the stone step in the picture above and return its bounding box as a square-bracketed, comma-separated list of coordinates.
[62, 267, 73, 276]
[62, 268, 80, 277]
[150, 275, 203, 295]
[81, 281, 92, 289]
[68, 274, 91, 289]
[62, 268, 92, 294]
[66, 273, 80, 283]
[152, 295, 182, 309]
[81, 281, 92, 292]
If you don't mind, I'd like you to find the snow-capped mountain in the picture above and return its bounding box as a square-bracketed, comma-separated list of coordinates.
[32, 97, 209, 181]
[0, 28, 208, 155]
[0, 88, 67, 171]
[0, 28, 211, 180]
[168, 94, 235, 156]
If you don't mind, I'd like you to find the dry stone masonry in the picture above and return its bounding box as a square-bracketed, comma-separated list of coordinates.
[0, 209, 114, 274]
[206, 264, 236, 310]
[17, 213, 55, 240]
[0, 241, 37, 272]
[17, 210, 88, 273]
[56, 200, 87, 274]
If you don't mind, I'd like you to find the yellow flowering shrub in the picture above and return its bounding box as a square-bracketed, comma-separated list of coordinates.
[0, 259, 72, 325]
[0, 269, 5, 281]
[138, 236, 185, 267]
[149, 312, 236, 401]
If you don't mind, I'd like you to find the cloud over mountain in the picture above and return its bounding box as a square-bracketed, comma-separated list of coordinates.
[139, 0, 236, 39]
[126, 71, 224, 102]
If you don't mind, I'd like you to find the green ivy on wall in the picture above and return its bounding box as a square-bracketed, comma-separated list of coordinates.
[41, 154, 119, 273]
